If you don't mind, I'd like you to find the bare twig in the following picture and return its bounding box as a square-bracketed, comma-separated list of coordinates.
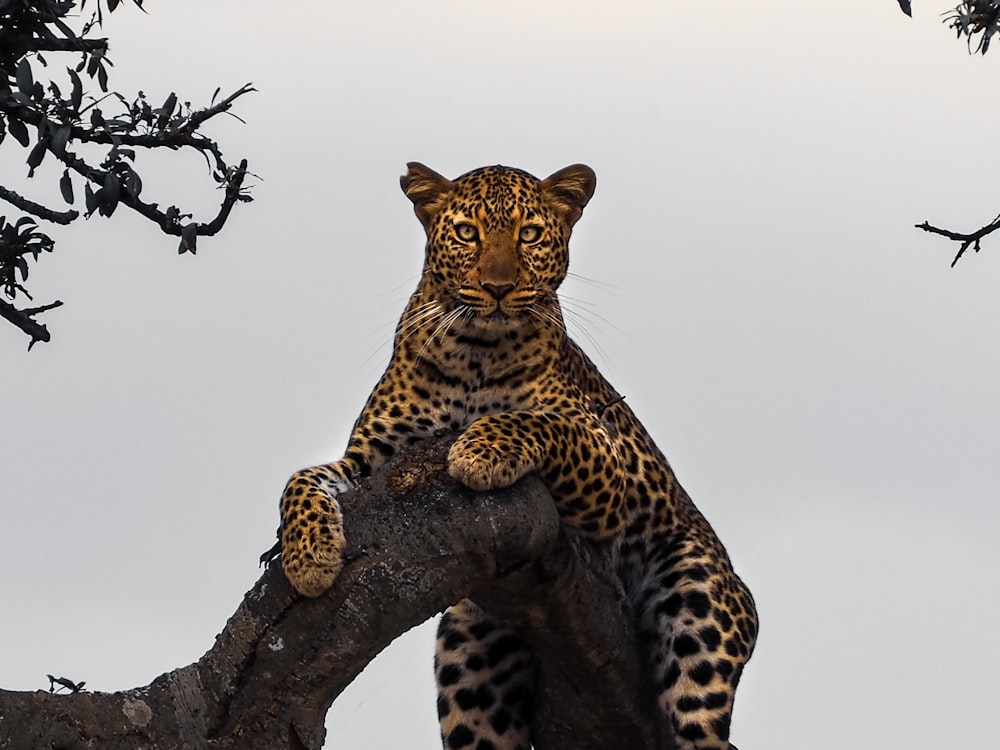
[915, 212, 1000, 266]
[182, 83, 256, 135]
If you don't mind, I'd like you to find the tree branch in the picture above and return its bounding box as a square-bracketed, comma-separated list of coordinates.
[0, 4, 255, 343]
[0, 185, 80, 225]
[0, 83, 254, 240]
[944, 0, 1000, 54]
[0, 437, 661, 749]
[19, 37, 109, 54]
[0, 297, 61, 348]
[916, 212, 1000, 266]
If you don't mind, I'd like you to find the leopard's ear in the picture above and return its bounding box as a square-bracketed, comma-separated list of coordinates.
[541, 164, 597, 227]
[401, 162, 452, 227]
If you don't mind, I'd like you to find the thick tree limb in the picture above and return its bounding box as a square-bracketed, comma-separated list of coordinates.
[0, 437, 660, 749]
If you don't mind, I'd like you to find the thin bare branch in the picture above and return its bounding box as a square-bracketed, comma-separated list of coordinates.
[915, 212, 1000, 266]
[19, 37, 109, 54]
[0, 297, 61, 348]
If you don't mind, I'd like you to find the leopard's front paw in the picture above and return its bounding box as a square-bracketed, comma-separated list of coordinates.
[447, 420, 540, 491]
[281, 527, 344, 598]
[280, 470, 347, 597]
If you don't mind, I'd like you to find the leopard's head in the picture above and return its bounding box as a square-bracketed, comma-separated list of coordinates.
[401, 162, 595, 334]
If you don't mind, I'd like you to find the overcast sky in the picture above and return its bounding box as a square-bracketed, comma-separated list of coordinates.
[3, 2, 1000, 748]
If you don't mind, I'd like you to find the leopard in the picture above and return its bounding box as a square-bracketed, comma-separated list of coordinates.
[278, 162, 757, 750]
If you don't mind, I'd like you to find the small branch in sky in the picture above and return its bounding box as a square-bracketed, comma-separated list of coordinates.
[0, 298, 62, 349]
[0, 186, 80, 225]
[19, 37, 109, 54]
[915, 212, 1000, 266]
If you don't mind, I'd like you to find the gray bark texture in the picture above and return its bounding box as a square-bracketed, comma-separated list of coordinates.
[0, 436, 662, 749]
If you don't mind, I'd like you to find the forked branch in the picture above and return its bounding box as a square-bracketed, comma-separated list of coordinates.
[916, 212, 1000, 266]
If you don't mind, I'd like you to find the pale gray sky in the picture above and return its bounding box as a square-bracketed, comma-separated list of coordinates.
[3, 2, 999, 748]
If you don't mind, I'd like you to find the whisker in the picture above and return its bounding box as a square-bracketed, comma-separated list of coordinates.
[373, 272, 422, 297]
[397, 301, 444, 335]
[557, 292, 600, 308]
[361, 301, 448, 375]
[538, 293, 618, 374]
[353, 288, 429, 371]
[562, 305, 615, 369]
[415, 305, 466, 364]
[561, 296, 625, 337]
[355, 302, 414, 372]
[352, 275, 424, 345]
[397, 302, 448, 350]
[358, 339, 394, 372]
[526, 299, 565, 339]
[566, 271, 620, 292]
[352, 294, 412, 345]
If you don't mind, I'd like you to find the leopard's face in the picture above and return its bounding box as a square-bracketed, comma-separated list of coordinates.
[401, 163, 596, 334]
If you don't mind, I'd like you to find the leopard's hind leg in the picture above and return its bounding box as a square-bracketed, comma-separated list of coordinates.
[435, 599, 536, 750]
[630, 532, 757, 750]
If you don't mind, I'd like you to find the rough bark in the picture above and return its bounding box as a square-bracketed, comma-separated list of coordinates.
[0, 436, 661, 749]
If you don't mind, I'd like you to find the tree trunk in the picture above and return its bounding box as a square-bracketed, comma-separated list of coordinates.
[0, 436, 664, 749]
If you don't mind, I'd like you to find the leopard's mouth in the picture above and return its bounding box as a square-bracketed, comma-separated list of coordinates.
[451, 305, 533, 338]
[472, 310, 522, 330]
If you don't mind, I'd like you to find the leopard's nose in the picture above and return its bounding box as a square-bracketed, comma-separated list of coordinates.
[481, 281, 515, 300]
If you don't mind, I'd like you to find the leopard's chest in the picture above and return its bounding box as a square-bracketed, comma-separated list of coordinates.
[404, 344, 576, 428]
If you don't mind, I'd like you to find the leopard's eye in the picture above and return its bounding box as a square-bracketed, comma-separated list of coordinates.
[519, 225, 542, 244]
[455, 223, 479, 242]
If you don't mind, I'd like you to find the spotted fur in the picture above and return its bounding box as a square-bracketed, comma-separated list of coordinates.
[279, 163, 757, 749]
